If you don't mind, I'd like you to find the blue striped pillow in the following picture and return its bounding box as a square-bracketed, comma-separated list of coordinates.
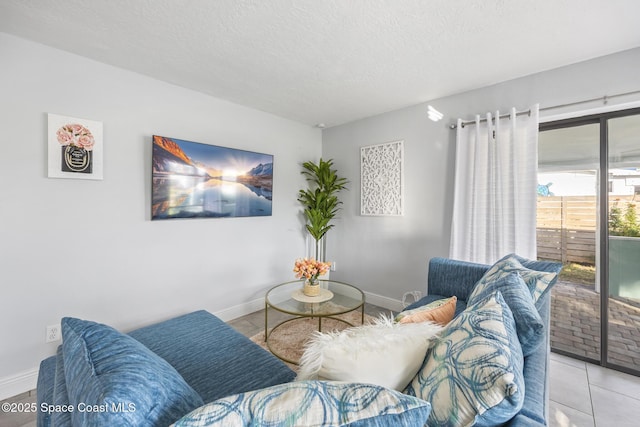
[468, 272, 544, 356]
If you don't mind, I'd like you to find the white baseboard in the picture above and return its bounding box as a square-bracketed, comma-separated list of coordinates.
[213, 297, 265, 322]
[0, 369, 38, 401]
[363, 291, 404, 313]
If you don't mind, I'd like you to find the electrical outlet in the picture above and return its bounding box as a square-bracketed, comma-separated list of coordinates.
[46, 324, 61, 343]
[331, 261, 336, 271]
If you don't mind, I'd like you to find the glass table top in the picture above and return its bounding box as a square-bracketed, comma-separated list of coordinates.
[266, 279, 364, 317]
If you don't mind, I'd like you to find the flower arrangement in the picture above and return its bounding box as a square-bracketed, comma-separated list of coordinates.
[57, 123, 95, 151]
[293, 258, 332, 283]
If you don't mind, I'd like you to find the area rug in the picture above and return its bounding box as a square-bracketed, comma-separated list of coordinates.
[250, 310, 377, 370]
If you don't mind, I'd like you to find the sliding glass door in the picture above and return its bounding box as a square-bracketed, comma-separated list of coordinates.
[539, 108, 640, 376]
[538, 122, 601, 362]
[607, 113, 640, 373]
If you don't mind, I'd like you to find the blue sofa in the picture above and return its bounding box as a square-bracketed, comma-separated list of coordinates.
[36, 255, 560, 427]
[36, 310, 296, 427]
[404, 256, 562, 427]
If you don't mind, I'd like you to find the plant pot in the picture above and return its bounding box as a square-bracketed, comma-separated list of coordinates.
[303, 279, 321, 297]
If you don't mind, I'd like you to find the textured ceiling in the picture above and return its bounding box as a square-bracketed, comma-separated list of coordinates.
[2, 0, 640, 127]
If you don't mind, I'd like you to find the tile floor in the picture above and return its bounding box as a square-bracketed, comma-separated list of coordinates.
[549, 352, 640, 427]
[3, 304, 639, 427]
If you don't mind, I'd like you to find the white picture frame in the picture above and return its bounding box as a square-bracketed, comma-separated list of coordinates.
[48, 113, 103, 180]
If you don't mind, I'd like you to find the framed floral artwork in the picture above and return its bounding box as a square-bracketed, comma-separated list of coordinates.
[47, 113, 104, 180]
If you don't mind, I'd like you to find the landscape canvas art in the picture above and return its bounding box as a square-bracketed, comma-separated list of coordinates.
[152, 136, 273, 220]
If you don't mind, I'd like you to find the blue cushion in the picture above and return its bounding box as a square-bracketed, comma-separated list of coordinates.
[477, 254, 559, 304]
[128, 310, 296, 403]
[518, 292, 551, 425]
[468, 272, 544, 356]
[427, 257, 490, 301]
[509, 413, 547, 426]
[51, 346, 72, 426]
[36, 356, 56, 427]
[61, 317, 204, 427]
[174, 380, 432, 427]
[406, 291, 525, 427]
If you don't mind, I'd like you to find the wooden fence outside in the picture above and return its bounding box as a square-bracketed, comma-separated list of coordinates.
[536, 195, 639, 265]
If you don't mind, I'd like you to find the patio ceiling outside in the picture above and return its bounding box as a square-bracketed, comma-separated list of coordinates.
[539, 117, 640, 172]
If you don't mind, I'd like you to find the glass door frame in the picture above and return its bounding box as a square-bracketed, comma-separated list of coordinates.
[540, 106, 640, 377]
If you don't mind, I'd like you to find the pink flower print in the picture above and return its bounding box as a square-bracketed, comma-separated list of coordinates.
[69, 124, 85, 135]
[56, 127, 73, 145]
[77, 134, 95, 151]
[56, 123, 95, 150]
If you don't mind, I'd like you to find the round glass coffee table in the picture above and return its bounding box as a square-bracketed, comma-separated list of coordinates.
[265, 279, 365, 364]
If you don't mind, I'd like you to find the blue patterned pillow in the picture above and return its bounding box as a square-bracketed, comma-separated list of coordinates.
[468, 272, 544, 356]
[174, 381, 431, 427]
[406, 291, 525, 427]
[478, 254, 559, 303]
[62, 317, 204, 427]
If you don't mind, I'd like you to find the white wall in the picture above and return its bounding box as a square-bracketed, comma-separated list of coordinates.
[323, 47, 640, 303]
[0, 33, 321, 398]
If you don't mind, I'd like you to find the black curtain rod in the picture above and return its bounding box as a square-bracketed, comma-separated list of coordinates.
[449, 89, 640, 129]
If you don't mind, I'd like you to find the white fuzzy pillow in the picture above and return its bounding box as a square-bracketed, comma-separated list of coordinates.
[296, 317, 443, 391]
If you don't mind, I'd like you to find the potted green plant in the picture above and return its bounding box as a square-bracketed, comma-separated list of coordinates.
[298, 158, 348, 260]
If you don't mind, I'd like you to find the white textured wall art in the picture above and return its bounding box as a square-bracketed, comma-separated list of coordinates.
[361, 140, 404, 216]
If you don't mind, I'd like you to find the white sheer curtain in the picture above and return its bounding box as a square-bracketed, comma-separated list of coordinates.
[449, 105, 539, 265]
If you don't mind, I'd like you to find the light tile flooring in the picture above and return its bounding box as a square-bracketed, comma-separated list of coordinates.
[3, 304, 639, 427]
[549, 352, 640, 427]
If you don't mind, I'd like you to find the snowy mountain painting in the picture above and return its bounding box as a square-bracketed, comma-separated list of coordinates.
[152, 135, 273, 219]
